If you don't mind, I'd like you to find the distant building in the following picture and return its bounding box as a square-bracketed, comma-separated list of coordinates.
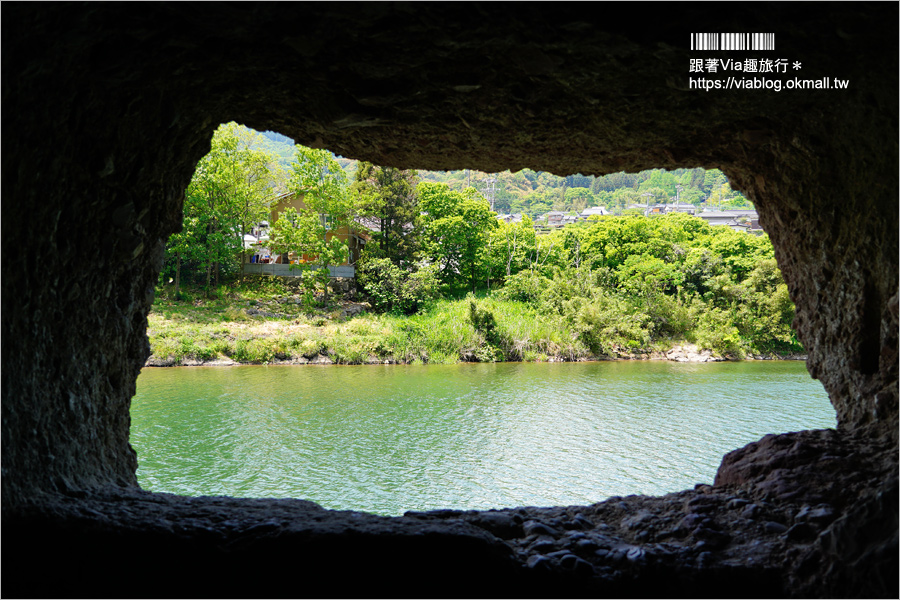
[244, 191, 370, 274]
[579, 206, 609, 219]
[662, 202, 696, 215]
[696, 210, 761, 232]
[496, 213, 524, 224]
[544, 211, 566, 226]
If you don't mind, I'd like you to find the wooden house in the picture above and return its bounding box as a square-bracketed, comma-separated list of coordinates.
[243, 192, 370, 278]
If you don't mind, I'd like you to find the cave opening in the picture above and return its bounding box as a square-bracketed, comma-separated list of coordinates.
[133, 123, 838, 517]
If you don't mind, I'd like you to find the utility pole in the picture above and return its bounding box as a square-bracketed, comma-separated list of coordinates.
[641, 192, 653, 216]
[481, 175, 498, 211]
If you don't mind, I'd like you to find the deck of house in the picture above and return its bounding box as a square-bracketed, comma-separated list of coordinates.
[243, 263, 355, 278]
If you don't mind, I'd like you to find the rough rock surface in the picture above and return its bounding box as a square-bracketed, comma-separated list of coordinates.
[2, 4, 897, 598]
[663, 344, 722, 363]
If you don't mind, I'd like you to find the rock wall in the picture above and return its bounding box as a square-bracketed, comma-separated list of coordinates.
[2, 4, 896, 597]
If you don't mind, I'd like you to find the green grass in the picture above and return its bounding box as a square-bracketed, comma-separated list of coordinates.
[148, 283, 594, 365]
[148, 279, 801, 366]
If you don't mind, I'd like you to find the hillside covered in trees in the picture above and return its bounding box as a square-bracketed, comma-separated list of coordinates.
[255, 130, 753, 217]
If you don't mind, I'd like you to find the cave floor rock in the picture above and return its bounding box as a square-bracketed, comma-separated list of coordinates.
[4, 429, 895, 598]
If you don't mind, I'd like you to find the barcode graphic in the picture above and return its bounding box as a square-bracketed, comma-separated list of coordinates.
[691, 33, 775, 51]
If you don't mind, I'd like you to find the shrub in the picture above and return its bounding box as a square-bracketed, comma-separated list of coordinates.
[292, 337, 325, 359]
[643, 292, 695, 339]
[467, 300, 505, 361]
[576, 295, 651, 355]
[495, 270, 548, 305]
[357, 257, 440, 314]
[231, 339, 276, 363]
[694, 308, 744, 357]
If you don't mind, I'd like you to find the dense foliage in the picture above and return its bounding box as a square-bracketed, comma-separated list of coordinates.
[160, 123, 798, 360]
[163, 123, 281, 297]
[488, 215, 800, 357]
[352, 162, 421, 266]
[417, 167, 752, 218]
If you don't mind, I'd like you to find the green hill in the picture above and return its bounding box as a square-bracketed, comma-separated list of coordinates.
[253, 126, 751, 216]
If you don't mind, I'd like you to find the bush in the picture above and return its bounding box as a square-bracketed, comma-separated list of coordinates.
[357, 257, 440, 314]
[495, 270, 548, 305]
[576, 295, 651, 355]
[468, 300, 498, 342]
[694, 308, 744, 357]
[643, 292, 695, 339]
[231, 339, 276, 363]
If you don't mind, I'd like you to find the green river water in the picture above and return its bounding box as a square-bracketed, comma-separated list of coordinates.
[131, 360, 835, 516]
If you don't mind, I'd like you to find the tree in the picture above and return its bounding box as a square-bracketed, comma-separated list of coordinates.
[177, 122, 279, 295]
[418, 182, 498, 293]
[356, 257, 440, 314]
[353, 162, 420, 266]
[565, 187, 594, 213]
[638, 169, 677, 197]
[269, 145, 355, 304]
[486, 216, 537, 282]
[610, 188, 640, 213]
[702, 169, 728, 196]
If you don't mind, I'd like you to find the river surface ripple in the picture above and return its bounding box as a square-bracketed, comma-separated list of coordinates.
[131, 361, 836, 516]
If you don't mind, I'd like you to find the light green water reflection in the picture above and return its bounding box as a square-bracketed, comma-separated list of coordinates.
[130, 361, 835, 516]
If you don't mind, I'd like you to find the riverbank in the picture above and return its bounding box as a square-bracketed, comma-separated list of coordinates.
[145, 289, 806, 368]
[145, 347, 808, 367]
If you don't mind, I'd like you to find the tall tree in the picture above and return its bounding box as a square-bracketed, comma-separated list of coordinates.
[487, 216, 537, 280]
[179, 122, 279, 295]
[418, 182, 498, 293]
[353, 162, 421, 266]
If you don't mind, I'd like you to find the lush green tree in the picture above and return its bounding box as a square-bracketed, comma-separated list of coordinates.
[702, 169, 728, 196]
[638, 169, 677, 197]
[175, 122, 280, 295]
[528, 230, 565, 277]
[703, 228, 774, 281]
[610, 188, 641, 212]
[641, 186, 669, 205]
[565, 173, 593, 188]
[492, 186, 514, 214]
[525, 191, 553, 216]
[565, 187, 594, 212]
[617, 254, 682, 304]
[356, 256, 440, 314]
[353, 162, 421, 266]
[418, 182, 498, 292]
[678, 187, 705, 205]
[487, 216, 538, 281]
[551, 185, 569, 212]
[679, 247, 726, 298]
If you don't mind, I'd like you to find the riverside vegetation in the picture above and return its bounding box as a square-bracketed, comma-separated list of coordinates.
[148, 214, 802, 366]
[149, 123, 802, 366]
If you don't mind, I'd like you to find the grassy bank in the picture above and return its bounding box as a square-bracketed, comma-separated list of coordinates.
[146, 280, 803, 366]
[148, 285, 591, 366]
